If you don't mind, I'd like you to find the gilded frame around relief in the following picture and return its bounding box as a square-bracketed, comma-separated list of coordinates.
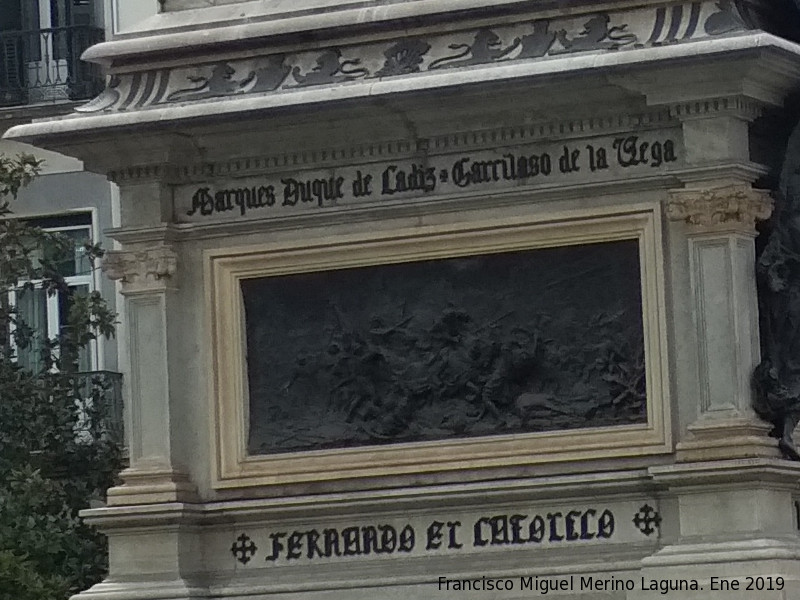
[206, 204, 671, 489]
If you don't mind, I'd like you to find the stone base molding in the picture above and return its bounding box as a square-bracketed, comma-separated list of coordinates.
[107, 463, 199, 506]
[637, 542, 800, 600]
[676, 418, 780, 463]
[71, 581, 209, 600]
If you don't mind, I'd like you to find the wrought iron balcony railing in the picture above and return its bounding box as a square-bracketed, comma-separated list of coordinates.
[0, 25, 104, 108]
[73, 370, 124, 447]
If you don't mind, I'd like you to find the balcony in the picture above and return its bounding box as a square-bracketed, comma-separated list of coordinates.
[0, 25, 104, 108]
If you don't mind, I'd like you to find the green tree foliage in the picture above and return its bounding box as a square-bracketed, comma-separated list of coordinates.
[0, 155, 121, 600]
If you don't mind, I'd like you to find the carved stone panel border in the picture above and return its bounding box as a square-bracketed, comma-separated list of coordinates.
[205, 203, 671, 489]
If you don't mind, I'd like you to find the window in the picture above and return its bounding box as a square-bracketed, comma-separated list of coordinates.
[8, 215, 96, 373]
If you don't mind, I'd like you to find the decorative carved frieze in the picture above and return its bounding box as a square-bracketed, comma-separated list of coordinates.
[668, 95, 765, 122]
[103, 245, 178, 287]
[77, 1, 751, 115]
[109, 109, 676, 184]
[667, 184, 773, 230]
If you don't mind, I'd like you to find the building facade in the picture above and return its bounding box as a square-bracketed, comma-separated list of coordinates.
[6, 0, 800, 598]
[0, 0, 158, 437]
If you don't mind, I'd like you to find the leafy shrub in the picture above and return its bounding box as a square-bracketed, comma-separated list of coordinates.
[0, 550, 69, 600]
[0, 155, 121, 598]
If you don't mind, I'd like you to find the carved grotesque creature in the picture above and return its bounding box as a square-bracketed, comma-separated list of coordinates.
[167, 63, 255, 102]
[754, 116, 800, 460]
[374, 39, 431, 77]
[428, 29, 520, 70]
[552, 15, 637, 54]
[518, 20, 557, 59]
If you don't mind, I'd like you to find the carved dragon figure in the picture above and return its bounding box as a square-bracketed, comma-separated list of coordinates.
[518, 20, 558, 59]
[373, 39, 431, 78]
[551, 14, 637, 54]
[167, 63, 255, 102]
[290, 49, 368, 87]
[250, 55, 291, 93]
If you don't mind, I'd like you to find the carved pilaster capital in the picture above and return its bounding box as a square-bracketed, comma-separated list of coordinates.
[103, 245, 178, 291]
[667, 184, 773, 233]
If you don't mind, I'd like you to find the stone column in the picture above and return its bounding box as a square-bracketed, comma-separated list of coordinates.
[102, 244, 198, 505]
[667, 182, 777, 461]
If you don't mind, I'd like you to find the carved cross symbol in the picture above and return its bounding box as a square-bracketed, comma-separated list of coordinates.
[230, 533, 258, 564]
[632, 504, 662, 536]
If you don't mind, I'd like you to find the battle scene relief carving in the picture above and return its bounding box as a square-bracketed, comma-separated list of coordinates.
[242, 240, 646, 455]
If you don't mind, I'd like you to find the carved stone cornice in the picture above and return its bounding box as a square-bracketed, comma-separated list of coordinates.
[108, 164, 173, 184]
[667, 183, 773, 232]
[668, 95, 766, 123]
[103, 245, 178, 291]
[108, 109, 675, 184]
[75, 0, 750, 116]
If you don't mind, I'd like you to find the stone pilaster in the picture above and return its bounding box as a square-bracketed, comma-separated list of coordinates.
[103, 244, 198, 505]
[667, 183, 778, 462]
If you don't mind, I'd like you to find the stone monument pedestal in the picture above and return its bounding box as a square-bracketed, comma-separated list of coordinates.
[6, 0, 800, 598]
